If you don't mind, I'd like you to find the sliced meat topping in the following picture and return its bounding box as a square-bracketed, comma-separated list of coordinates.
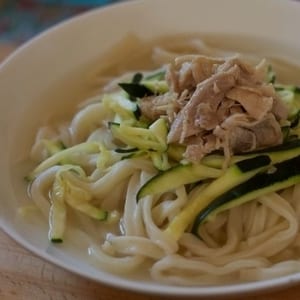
[167, 62, 239, 143]
[139, 90, 190, 123]
[226, 86, 273, 120]
[166, 55, 224, 94]
[249, 113, 283, 148]
[215, 113, 283, 156]
[164, 56, 288, 162]
[138, 55, 288, 163]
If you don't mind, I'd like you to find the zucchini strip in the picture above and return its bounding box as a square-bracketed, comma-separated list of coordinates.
[192, 155, 300, 235]
[164, 155, 271, 241]
[27, 142, 100, 181]
[63, 176, 108, 221]
[42, 139, 65, 156]
[49, 177, 67, 243]
[66, 197, 108, 220]
[137, 163, 222, 200]
[110, 118, 168, 152]
[118, 82, 154, 98]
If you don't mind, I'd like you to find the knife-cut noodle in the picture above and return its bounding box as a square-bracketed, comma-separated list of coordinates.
[26, 34, 300, 285]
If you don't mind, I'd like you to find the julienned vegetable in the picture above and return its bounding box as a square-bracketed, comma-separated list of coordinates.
[49, 165, 108, 243]
[136, 138, 300, 239]
[137, 138, 300, 198]
[192, 154, 300, 235]
[165, 155, 271, 241]
[118, 69, 168, 99]
[26, 142, 101, 181]
[109, 117, 168, 152]
[275, 84, 300, 122]
[136, 163, 223, 200]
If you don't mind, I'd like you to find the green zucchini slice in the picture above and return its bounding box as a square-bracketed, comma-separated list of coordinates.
[164, 155, 271, 241]
[192, 154, 300, 235]
[137, 163, 223, 200]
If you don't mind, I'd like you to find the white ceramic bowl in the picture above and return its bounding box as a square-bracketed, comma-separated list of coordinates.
[1, 0, 300, 297]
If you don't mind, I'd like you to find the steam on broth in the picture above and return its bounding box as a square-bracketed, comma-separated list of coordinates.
[22, 34, 300, 285]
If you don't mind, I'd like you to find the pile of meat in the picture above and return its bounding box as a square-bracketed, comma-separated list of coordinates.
[140, 55, 288, 162]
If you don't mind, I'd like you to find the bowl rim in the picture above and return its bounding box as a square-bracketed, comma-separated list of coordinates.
[2, 221, 300, 298]
[1, 0, 300, 297]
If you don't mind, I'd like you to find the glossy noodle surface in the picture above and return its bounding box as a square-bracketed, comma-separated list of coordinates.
[24, 35, 300, 286]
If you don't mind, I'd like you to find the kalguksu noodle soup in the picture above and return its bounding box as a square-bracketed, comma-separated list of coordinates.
[23, 34, 300, 286]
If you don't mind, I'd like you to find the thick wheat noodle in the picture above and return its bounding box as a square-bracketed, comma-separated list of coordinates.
[240, 260, 300, 281]
[142, 196, 178, 254]
[27, 35, 300, 285]
[211, 194, 298, 265]
[89, 244, 145, 274]
[88, 158, 155, 197]
[151, 254, 270, 286]
[180, 207, 242, 258]
[105, 235, 164, 259]
[122, 171, 144, 236]
[240, 222, 288, 249]
[30, 166, 59, 217]
[152, 186, 188, 226]
[70, 102, 110, 144]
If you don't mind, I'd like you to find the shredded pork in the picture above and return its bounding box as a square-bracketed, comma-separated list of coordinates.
[140, 55, 288, 163]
